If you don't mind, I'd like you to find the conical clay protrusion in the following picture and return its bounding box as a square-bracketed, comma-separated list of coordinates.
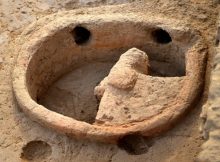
[94, 48, 149, 100]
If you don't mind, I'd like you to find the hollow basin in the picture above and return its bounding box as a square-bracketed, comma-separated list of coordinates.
[13, 11, 208, 143]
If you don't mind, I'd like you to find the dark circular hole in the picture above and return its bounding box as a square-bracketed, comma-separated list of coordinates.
[117, 134, 154, 155]
[71, 26, 91, 45]
[152, 28, 172, 44]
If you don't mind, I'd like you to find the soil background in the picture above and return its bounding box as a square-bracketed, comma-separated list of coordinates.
[0, 0, 219, 161]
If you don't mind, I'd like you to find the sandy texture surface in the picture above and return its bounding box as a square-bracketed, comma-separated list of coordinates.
[198, 15, 220, 162]
[0, 0, 219, 161]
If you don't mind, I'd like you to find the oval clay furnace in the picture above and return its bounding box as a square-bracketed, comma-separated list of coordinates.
[13, 11, 207, 143]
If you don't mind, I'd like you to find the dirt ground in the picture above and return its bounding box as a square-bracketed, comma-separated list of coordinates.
[0, 0, 219, 162]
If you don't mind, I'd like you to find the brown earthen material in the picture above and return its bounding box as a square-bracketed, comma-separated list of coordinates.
[12, 11, 208, 143]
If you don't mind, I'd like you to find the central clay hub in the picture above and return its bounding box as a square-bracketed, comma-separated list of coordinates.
[94, 48, 184, 126]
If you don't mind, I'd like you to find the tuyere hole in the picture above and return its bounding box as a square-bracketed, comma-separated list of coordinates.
[71, 26, 91, 45]
[152, 28, 172, 44]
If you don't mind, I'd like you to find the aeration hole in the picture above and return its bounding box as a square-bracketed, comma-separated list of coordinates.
[117, 134, 154, 155]
[71, 26, 91, 45]
[152, 28, 172, 44]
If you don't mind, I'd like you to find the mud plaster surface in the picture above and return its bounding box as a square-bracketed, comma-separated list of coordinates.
[39, 62, 115, 123]
[0, 0, 219, 162]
